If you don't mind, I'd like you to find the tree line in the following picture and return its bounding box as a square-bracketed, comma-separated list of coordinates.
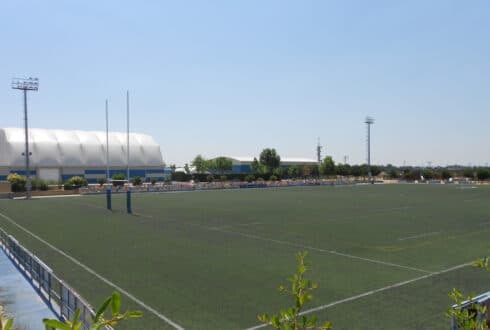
[169, 149, 490, 182]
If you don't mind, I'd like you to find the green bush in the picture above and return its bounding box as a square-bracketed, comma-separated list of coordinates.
[64, 176, 88, 190]
[131, 176, 142, 186]
[31, 178, 48, 191]
[97, 178, 107, 186]
[7, 173, 26, 192]
[269, 175, 278, 181]
[151, 178, 157, 185]
[220, 175, 227, 182]
[257, 177, 264, 182]
[206, 174, 214, 182]
[244, 174, 255, 183]
[112, 173, 126, 186]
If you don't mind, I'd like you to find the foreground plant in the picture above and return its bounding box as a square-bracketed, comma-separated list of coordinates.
[0, 315, 13, 330]
[258, 251, 331, 330]
[43, 291, 142, 330]
[446, 258, 490, 330]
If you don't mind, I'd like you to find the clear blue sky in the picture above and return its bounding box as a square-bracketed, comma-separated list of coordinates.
[1, 1, 489, 166]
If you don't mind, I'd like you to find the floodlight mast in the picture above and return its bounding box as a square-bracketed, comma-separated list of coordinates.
[11, 77, 39, 199]
[365, 116, 375, 184]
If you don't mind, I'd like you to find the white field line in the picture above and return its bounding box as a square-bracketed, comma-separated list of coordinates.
[246, 261, 472, 330]
[211, 222, 263, 230]
[0, 211, 184, 330]
[398, 231, 440, 241]
[200, 225, 431, 274]
[479, 221, 490, 226]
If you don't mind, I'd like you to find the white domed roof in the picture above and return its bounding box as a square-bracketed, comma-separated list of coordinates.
[0, 128, 164, 168]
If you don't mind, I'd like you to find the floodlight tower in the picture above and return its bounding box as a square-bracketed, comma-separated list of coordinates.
[11, 77, 39, 199]
[317, 138, 323, 179]
[365, 116, 375, 184]
[317, 137, 323, 164]
[126, 90, 132, 214]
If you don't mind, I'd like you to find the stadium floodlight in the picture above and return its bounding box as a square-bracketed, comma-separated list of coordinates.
[106, 99, 112, 211]
[126, 90, 132, 214]
[12, 77, 39, 199]
[365, 116, 375, 184]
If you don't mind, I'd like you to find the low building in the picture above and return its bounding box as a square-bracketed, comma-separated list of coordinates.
[210, 156, 319, 174]
[0, 128, 167, 183]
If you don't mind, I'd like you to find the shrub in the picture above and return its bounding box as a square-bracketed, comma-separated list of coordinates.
[151, 178, 157, 185]
[31, 179, 48, 191]
[131, 176, 142, 186]
[476, 168, 490, 181]
[206, 174, 214, 182]
[269, 175, 278, 181]
[112, 173, 126, 187]
[244, 174, 255, 183]
[220, 175, 227, 182]
[97, 178, 107, 186]
[7, 173, 26, 192]
[64, 176, 88, 190]
[257, 177, 264, 182]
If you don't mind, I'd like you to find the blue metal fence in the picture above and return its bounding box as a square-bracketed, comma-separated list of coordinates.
[0, 228, 108, 330]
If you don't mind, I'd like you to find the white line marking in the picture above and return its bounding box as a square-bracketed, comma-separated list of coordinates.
[197, 225, 431, 274]
[246, 261, 471, 330]
[479, 221, 490, 226]
[0, 211, 184, 330]
[398, 231, 440, 241]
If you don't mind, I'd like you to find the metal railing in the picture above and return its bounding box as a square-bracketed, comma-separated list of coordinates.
[0, 228, 104, 329]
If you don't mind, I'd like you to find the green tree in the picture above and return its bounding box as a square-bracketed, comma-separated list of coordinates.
[371, 165, 381, 177]
[350, 165, 362, 178]
[259, 148, 281, 173]
[335, 163, 351, 176]
[288, 166, 300, 178]
[463, 168, 475, 179]
[440, 168, 452, 180]
[422, 168, 435, 180]
[214, 157, 233, 175]
[320, 156, 335, 177]
[272, 167, 284, 179]
[111, 173, 126, 187]
[251, 157, 260, 173]
[258, 252, 331, 330]
[131, 176, 142, 186]
[386, 168, 399, 179]
[169, 164, 177, 174]
[302, 165, 312, 178]
[476, 168, 490, 181]
[192, 155, 208, 174]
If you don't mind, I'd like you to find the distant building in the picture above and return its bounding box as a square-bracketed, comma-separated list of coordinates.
[0, 128, 168, 183]
[209, 156, 319, 174]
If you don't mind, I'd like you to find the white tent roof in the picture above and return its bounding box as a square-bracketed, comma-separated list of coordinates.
[0, 128, 164, 168]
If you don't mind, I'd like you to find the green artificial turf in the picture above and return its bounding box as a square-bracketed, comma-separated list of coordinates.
[0, 184, 489, 329]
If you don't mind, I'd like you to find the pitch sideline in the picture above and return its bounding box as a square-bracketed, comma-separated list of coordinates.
[0, 210, 185, 330]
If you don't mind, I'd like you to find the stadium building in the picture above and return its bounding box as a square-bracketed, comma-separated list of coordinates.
[211, 156, 319, 174]
[0, 128, 167, 183]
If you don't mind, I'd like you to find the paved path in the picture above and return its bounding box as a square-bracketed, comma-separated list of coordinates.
[0, 248, 57, 330]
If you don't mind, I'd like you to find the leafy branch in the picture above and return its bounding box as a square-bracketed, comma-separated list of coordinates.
[258, 251, 331, 330]
[43, 291, 142, 330]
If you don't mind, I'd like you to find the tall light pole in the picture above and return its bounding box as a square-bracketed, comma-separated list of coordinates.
[126, 90, 132, 214]
[317, 137, 322, 178]
[12, 77, 39, 199]
[106, 99, 112, 210]
[365, 116, 375, 184]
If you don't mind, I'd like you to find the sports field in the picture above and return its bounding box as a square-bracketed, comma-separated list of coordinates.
[0, 184, 489, 329]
